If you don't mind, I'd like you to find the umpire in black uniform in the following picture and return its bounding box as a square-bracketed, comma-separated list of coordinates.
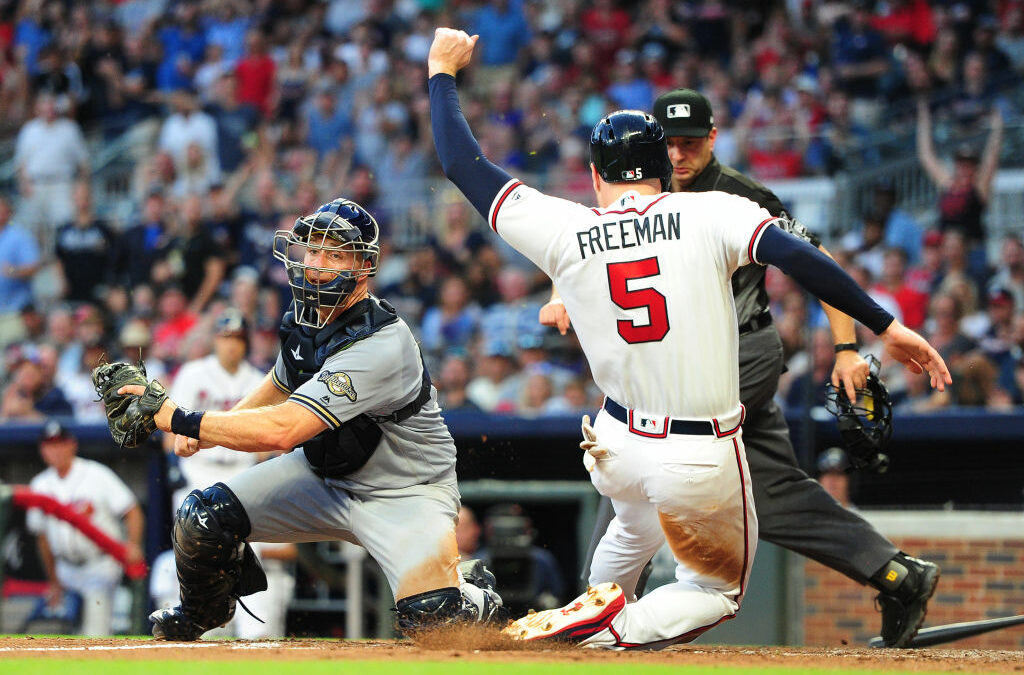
[542, 89, 938, 649]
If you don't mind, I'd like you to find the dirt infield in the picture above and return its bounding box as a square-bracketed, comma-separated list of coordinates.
[0, 636, 1021, 672]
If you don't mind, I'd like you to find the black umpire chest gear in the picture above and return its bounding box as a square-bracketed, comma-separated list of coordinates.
[279, 297, 432, 479]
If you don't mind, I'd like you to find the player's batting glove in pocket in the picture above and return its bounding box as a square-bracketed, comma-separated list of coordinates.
[580, 414, 612, 472]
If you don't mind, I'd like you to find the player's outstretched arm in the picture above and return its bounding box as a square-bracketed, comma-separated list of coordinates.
[755, 225, 951, 390]
[428, 28, 515, 220]
[117, 383, 327, 454]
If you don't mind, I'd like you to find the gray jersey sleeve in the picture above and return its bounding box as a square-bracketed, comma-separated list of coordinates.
[271, 353, 291, 393]
[287, 323, 420, 428]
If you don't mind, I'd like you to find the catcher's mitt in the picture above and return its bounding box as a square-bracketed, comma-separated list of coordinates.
[91, 361, 168, 448]
[824, 354, 893, 473]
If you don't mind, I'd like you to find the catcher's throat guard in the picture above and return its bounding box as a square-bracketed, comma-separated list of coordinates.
[824, 354, 893, 473]
[273, 198, 380, 329]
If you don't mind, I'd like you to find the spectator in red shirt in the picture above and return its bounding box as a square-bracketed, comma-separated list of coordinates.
[871, 0, 937, 48]
[875, 248, 929, 330]
[580, 0, 632, 80]
[235, 29, 275, 117]
[151, 285, 198, 364]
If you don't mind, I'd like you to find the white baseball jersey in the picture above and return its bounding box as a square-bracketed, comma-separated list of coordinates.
[489, 182, 775, 419]
[27, 458, 137, 564]
[171, 355, 266, 493]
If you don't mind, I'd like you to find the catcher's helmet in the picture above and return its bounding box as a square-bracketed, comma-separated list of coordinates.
[273, 198, 380, 328]
[590, 110, 672, 189]
[824, 355, 893, 473]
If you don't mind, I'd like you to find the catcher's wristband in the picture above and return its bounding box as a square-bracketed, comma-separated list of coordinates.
[170, 407, 205, 440]
[834, 342, 858, 354]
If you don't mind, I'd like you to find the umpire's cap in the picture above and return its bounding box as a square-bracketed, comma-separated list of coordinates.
[653, 88, 715, 138]
[590, 110, 672, 187]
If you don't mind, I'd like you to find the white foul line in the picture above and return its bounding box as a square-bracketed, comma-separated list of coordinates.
[0, 642, 321, 652]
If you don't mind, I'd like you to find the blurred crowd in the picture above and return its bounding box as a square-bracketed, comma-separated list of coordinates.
[0, 0, 1022, 423]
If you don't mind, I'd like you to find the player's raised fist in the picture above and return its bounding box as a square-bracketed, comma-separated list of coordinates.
[428, 27, 478, 78]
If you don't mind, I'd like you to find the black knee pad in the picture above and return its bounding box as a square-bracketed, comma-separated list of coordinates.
[394, 587, 473, 632]
[172, 482, 266, 629]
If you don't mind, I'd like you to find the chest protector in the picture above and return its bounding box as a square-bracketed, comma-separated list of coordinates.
[279, 297, 432, 479]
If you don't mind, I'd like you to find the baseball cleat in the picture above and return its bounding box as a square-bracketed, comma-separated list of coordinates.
[503, 582, 626, 643]
[876, 556, 940, 648]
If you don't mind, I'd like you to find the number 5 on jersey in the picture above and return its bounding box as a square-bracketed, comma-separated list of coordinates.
[607, 257, 669, 344]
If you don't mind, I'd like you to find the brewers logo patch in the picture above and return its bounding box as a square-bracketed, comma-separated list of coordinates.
[318, 370, 357, 401]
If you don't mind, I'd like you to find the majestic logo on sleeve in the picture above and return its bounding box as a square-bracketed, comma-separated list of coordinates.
[317, 370, 357, 401]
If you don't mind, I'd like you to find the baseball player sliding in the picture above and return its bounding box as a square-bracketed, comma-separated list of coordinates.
[548, 88, 940, 649]
[104, 198, 506, 639]
[427, 28, 951, 649]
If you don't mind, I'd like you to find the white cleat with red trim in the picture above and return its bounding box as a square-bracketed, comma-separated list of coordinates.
[503, 582, 626, 645]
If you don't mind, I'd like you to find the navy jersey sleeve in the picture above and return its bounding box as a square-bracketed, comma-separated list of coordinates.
[754, 225, 894, 334]
[429, 73, 515, 219]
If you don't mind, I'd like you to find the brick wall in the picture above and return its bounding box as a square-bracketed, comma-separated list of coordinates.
[802, 512, 1024, 649]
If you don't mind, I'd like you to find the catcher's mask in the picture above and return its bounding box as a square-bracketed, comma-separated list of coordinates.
[273, 198, 380, 328]
[824, 354, 893, 472]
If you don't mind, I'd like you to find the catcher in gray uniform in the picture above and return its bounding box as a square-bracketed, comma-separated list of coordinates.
[116, 198, 505, 640]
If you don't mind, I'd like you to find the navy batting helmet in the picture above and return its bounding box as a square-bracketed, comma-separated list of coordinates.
[590, 110, 672, 189]
[273, 198, 380, 328]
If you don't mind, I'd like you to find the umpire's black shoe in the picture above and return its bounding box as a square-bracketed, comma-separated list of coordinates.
[873, 553, 940, 648]
[150, 607, 206, 641]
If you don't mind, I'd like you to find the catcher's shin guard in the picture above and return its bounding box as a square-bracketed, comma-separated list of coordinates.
[395, 566, 507, 633]
[151, 483, 267, 640]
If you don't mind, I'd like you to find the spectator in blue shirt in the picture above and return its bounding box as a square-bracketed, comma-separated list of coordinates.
[832, 2, 889, 101]
[303, 85, 353, 162]
[14, 7, 52, 75]
[0, 196, 41, 348]
[203, 2, 250, 66]
[420, 276, 481, 357]
[606, 50, 655, 112]
[470, 0, 532, 67]
[872, 181, 924, 264]
[156, 4, 206, 92]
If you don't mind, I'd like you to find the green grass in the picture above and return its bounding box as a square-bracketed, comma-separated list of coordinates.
[0, 662, 987, 675]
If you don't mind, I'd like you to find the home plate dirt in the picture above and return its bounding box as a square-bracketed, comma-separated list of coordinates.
[0, 636, 1020, 672]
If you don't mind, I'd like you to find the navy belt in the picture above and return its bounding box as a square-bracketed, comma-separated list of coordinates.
[738, 310, 773, 336]
[603, 398, 714, 436]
